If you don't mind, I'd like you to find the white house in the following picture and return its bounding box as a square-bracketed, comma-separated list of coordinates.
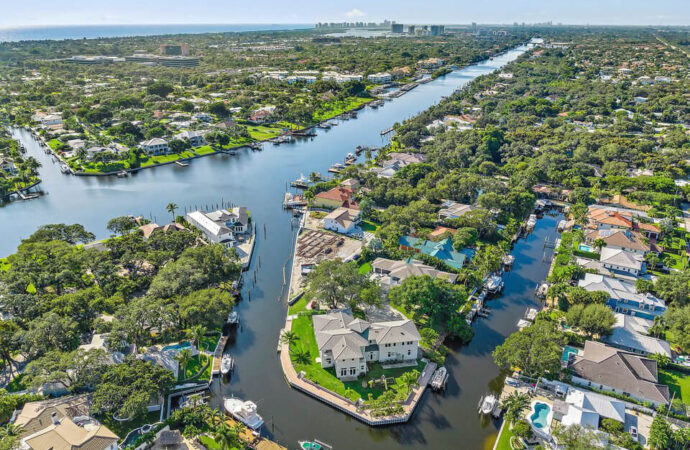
[313, 310, 420, 380]
[599, 247, 645, 276]
[186, 207, 249, 244]
[140, 138, 170, 156]
[371, 257, 458, 290]
[438, 200, 474, 220]
[323, 207, 361, 234]
[367, 72, 392, 84]
[173, 130, 207, 147]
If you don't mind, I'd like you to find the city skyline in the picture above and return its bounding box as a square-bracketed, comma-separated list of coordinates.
[2, 0, 689, 28]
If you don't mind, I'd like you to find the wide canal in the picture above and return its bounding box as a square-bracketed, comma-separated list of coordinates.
[0, 45, 564, 449]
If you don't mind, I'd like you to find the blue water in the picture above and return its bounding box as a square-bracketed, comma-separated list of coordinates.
[161, 341, 192, 352]
[530, 402, 551, 429]
[0, 24, 312, 42]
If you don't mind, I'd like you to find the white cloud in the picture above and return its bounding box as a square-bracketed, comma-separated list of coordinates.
[345, 8, 365, 19]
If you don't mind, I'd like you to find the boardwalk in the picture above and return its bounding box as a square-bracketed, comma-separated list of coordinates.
[279, 315, 436, 426]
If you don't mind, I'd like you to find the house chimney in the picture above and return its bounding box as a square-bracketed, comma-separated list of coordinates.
[51, 412, 59, 426]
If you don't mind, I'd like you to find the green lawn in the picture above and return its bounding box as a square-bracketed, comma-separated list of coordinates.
[200, 333, 221, 352]
[0, 258, 10, 272]
[494, 423, 515, 450]
[289, 315, 425, 402]
[313, 97, 371, 122]
[661, 252, 686, 270]
[659, 369, 690, 404]
[358, 262, 372, 275]
[179, 354, 211, 382]
[193, 145, 216, 155]
[246, 125, 284, 141]
[101, 410, 160, 440]
[140, 151, 196, 168]
[288, 296, 309, 315]
[47, 138, 61, 150]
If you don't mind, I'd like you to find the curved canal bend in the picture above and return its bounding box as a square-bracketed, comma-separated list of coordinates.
[0, 46, 563, 449]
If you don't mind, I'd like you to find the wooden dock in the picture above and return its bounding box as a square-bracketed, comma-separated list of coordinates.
[211, 335, 229, 376]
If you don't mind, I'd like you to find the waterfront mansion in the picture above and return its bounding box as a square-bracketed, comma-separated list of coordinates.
[313, 310, 421, 380]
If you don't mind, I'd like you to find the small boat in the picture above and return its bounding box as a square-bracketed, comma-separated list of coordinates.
[328, 163, 345, 174]
[224, 398, 264, 430]
[283, 192, 307, 209]
[299, 439, 332, 450]
[220, 354, 234, 375]
[486, 274, 503, 294]
[117, 170, 128, 178]
[430, 366, 448, 391]
[175, 160, 189, 167]
[526, 214, 537, 230]
[517, 319, 532, 329]
[535, 283, 548, 299]
[227, 311, 239, 325]
[557, 219, 567, 232]
[478, 394, 498, 415]
[317, 123, 331, 129]
[290, 174, 310, 189]
[59, 164, 70, 174]
[524, 307, 538, 322]
[502, 255, 514, 267]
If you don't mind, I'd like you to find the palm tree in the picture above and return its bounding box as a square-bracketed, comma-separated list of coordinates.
[395, 370, 420, 395]
[213, 422, 240, 450]
[592, 238, 607, 252]
[291, 348, 311, 365]
[279, 330, 300, 348]
[166, 202, 178, 222]
[186, 325, 207, 351]
[175, 348, 193, 380]
[501, 391, 530, 426]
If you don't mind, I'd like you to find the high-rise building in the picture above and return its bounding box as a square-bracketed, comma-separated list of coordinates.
[159, 44, 189, 56]
[391, 23, 404, 33]
[430, 25, 444, 36]
[407, 25, 415, 35]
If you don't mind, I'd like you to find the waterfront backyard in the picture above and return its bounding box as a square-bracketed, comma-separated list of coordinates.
[289, 314, 426, 402]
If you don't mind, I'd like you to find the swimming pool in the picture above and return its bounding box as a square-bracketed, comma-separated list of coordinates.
[162, 341, 192, 352]
[578, 244, 595, 253]
[529, 401, 552, 430]
[561, 345, 578, 363]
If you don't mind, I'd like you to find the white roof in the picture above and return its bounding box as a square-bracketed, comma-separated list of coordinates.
[604, 313, 672, 357]
[141, 138, 167, 147]
[561, 406, 600, 429]
[600, 248, 643, 271]
[565, 387, 626, 423]
[187, 211, 230, 237]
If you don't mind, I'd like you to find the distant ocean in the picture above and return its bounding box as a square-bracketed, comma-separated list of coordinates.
[0, 24, 312, 42]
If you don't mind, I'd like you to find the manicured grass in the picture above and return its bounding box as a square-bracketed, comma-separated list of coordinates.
[494, 423, 515, 450]
[179, 353, 211, 382]
[358, 262, 372, 275]
[246, 125, 284, 141]
[101, 410, 160, 440]
[47, 138, 61, 150]
[193, 145, 216, 155]
[289, 315, 425, 402]
[661, 252, 686, 270]
[659, 369, 690, 404]
[361, 220, 381, 232]
[139, 151, 196, 167]
[313, 97, 370, 122]
[200, 333, 221, 352]
[288, 296, 309, 315]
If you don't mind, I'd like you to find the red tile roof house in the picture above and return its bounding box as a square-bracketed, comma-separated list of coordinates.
[312, 186, 359, 210]
[587, 207, 661, 240]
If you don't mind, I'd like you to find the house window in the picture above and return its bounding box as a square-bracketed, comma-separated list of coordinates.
[350, 368, 356, 375]
[388, 352, 391, 358]
[341, 368, 347, 376]
[326, 359, 331, 364]
[408, 349, 411, 356]
[361, 366, 365, 370]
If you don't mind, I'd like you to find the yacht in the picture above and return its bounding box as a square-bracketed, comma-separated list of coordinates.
[224, 398, 264, 430]
[430, 366, 448, 391]
[227, 311, 239, 325]
[328, 163, 345, 173]
[485, 274, 504, 294]
[478, 394, 498, 415]
[526, 214, 537, 230]
[220, 354, 234, 375]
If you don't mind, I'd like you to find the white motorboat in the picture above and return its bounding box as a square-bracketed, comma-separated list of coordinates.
[486, 274, 504, 294]
[430, 366, 448, 391]
[220, 354, 234, 375]
[478, 394, 498, 415]
[526, 214, 537, 230]
[227, 311, 239, 325]
[224, 398, 264, 430]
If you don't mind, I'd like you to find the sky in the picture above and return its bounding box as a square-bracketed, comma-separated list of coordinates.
[1, 0, 689, 28]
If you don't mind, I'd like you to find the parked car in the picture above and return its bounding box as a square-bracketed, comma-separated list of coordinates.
[629, 426, 638, 442]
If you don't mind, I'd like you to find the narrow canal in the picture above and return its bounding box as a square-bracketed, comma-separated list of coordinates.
[0, 46, 562, 449]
